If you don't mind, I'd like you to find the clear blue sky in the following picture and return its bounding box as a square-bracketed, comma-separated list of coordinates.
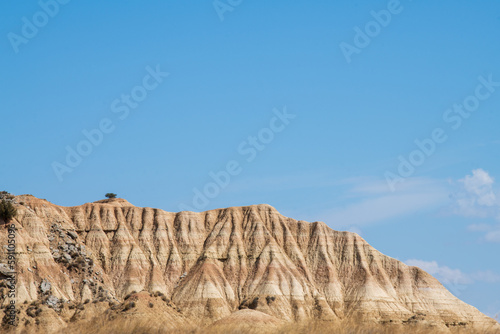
[1, 0, 499, 320]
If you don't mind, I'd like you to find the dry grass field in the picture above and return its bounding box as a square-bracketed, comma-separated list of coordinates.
[47, 318, 499, 334]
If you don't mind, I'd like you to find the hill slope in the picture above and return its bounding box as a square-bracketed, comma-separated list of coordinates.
[0, 194, 498, 333]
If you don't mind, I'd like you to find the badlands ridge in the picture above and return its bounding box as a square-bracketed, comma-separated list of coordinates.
[0, 194, 499, 333]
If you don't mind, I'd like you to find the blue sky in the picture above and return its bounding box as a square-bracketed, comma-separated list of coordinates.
[1, 0, 499, 320]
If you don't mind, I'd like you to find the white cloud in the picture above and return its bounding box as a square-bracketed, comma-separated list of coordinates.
[340, 170, 500, 232]
[224, 170, 344, 193]
[450, 169, 500, 243]
[471, 271, 500, 284]
[452, 169, 500, 218]
[324, 177, 450, 228]
[406, 259, 500, 286]
[234, 169, 500, 243]
[346, 225, 362, 236]
[461, 169, 496, 206]
[405, 259, 472, 285]
[467, 223, 493, 232]
[485, 230, 500, 243]
[350, 177, 446, 196]
[326, 192, 447, 227]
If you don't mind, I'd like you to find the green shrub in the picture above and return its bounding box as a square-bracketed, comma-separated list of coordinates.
[105, 193, 117, 199]
[0, 200, 17, 221]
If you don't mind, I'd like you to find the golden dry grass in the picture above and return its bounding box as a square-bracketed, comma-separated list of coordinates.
[51, 318, 499, 334]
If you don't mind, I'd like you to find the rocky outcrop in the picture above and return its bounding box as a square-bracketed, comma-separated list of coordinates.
[0, 194, 498, 333]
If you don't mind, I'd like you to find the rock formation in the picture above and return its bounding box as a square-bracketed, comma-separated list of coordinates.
[0, 193, 498, 333]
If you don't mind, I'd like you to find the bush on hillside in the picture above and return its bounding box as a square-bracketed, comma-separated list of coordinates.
[0, 200, 17, 221]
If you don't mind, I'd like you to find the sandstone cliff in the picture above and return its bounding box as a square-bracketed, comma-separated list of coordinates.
[0, 194, 498, 333]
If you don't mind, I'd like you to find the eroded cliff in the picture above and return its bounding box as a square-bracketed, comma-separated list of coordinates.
[0, 194, 498, 333]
